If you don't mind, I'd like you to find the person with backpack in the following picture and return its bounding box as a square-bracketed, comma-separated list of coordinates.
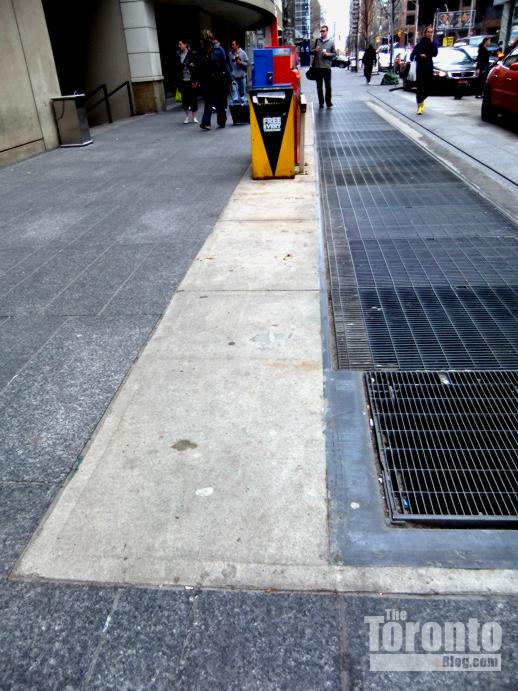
[194, 30, 232, 130]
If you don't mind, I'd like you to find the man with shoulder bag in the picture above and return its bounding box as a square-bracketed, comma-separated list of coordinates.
[311, 25, 336, 109]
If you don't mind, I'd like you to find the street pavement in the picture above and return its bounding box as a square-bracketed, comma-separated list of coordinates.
[1, 70, 518, 688]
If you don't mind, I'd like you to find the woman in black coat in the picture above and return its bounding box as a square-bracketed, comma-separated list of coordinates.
[410, 26, 438, 115]
[475, 36, 491, 98]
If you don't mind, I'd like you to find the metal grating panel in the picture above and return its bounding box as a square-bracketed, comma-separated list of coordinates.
[318, 101, 518, 370]
[361, 285, 518, 370]
[365, 370, 518, 524]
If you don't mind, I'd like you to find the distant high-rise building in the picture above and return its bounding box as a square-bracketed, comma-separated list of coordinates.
[295, 0, 311, 38]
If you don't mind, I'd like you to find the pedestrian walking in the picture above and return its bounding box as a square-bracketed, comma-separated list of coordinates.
[311, 25, 336, 109]
[475, 36, 491, 98]
[175, 40, 199, 124]
[229, 39, 249, 105]
[362, 44, 377, 84]
[194, 30, 232, 130]
[410, 26, 438, 115]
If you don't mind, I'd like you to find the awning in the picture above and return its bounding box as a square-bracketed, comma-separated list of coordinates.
[154, 0, 278, 28]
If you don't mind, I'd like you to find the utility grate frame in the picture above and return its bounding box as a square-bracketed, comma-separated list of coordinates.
[365, 370, 518, 524]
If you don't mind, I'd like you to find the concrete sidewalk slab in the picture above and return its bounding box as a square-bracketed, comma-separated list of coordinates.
[181, 222, 318, 291]
[15, 110, 331, 588]
[148, 291, 323, 361]
[219, 191, 316, 222]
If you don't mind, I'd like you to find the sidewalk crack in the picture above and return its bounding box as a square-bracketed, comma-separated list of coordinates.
[80, 589, 121, 690]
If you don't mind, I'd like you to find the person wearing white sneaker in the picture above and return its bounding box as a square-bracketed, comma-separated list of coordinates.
[176, 40, 199, 124]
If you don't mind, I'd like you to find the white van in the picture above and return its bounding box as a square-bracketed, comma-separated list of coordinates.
[377, 45, 390, 70]
[377, 45, 405, 71]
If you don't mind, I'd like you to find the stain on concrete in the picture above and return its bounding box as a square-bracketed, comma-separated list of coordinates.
[221, 563, 237, 579]
[267, 359, 320, 371]
[172, 439, 198, 451]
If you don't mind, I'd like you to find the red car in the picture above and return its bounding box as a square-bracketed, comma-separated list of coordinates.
[481, 45, 518, 122]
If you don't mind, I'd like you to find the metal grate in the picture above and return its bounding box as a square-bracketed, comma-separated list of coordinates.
[365, 370, 518, 524]
[318, 101, 518, 370]
[360, 286, 518, 370]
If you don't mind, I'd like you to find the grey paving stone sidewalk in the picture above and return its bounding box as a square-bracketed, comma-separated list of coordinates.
[2, 581, 518, 688]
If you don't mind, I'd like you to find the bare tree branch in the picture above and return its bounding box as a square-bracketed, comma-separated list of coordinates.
[360, 0, 378, 47]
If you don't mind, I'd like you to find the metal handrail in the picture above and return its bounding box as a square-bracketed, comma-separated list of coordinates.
[107, 81, 135, 117]
[85, 81, 135, 123]
[85, 83, 111, 122]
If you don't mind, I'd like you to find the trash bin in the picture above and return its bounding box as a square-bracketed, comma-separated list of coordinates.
[249, 87, 295, 179]
[51, 95, 92, 147]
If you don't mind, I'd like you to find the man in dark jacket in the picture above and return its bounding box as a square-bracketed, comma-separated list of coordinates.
[194, 30, 232, 130]
[410, 26, 438, 115]
[362, 44, 377, 84]
[311, 25, 336, 108]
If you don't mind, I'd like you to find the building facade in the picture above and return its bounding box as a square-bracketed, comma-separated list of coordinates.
[1, 0, 281, 168]
[295, 0, 311, 39]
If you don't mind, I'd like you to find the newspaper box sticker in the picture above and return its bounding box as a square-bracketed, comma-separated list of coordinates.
[263, 116, 282, 132]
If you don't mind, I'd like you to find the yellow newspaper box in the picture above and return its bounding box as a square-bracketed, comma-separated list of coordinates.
[249, 87, 295, 179]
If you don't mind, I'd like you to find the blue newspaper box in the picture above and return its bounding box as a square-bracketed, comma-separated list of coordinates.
[252, 49, 274, 87]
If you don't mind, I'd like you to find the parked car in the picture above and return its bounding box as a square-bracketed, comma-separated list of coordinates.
[454, 35, 503, 60]
[376, 45, 389, 70]
[377, 45, 405, 71]
[399, 48, 414, 86]
[462, 45, 499, 69]
[332, 54, 350, 68]
[394, 48, 408, 73]
[344, 50, 364, 71]
[401, 46, 477, 94]
[481, 45, 518, 122]
[454, 35, 492, 47]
